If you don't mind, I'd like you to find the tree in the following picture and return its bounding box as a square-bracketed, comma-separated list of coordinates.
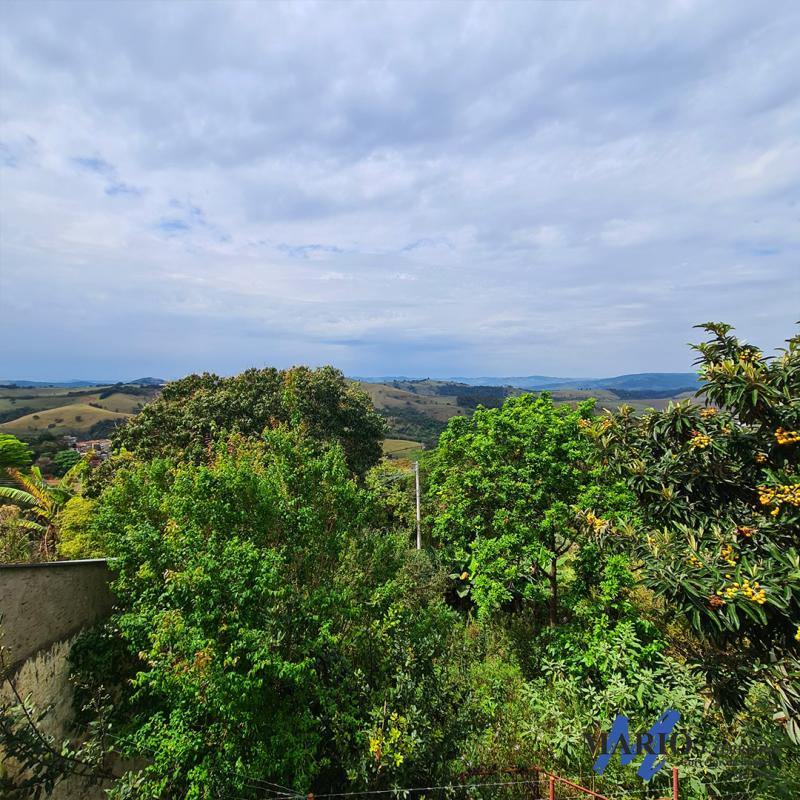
[112, 366, 386, 475]
[594, 322, 800, 736]
[51, 449, 82, 478]
[0, 455, 90, 558]
[427, 393, 631, 624]
[0, 434, 31, 473]
[56, 496, 100, 559]
[87, 429, 472, 798]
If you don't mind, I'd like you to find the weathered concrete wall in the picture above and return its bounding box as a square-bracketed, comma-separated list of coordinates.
[1, 560, 115, 799]
[0, 559, 114, 670]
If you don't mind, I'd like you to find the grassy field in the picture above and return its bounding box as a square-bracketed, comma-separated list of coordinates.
[548, 387, 696, 413]
[357, 382, 463, 422]
[0, 403, 132, 437]
[0, 383, 160, 439]
[359, 379, 699, 448]
[91, 392, 149, 414]
[0, 379, 697, 447]
[382, 438, 424, 456]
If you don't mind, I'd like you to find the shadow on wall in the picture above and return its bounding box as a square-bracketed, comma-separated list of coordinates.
[0, 559, 115, 799]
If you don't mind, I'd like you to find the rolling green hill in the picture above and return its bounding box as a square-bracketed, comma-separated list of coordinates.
[0, 383, 160, 439]
[0, 403, 131, 437]
[358, 379, 699, 447]
[381, 438, 424, 457]
[0, 377, 697, 453]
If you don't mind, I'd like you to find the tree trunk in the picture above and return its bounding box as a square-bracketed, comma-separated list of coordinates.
[548, 556, 558, 627]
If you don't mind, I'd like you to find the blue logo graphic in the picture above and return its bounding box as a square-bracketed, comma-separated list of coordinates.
[586, 709, 688, 781]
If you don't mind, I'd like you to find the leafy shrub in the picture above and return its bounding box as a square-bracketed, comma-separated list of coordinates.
[589, 323, 800, 731]
[56, 496, 101, 559]
[51, 449, 82, 477]
[0, 505, 32, 563]
[91, 429, 473, 798]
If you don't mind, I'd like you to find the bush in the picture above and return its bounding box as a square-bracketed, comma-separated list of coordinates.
[51, 449, 82, 478]
[57, 496, 101, 559]
[90, 429, 474, 797]
[0, 504, 32, 563]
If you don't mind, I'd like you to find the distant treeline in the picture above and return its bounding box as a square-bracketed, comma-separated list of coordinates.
[612, 386, 697, 400]
[0, 408, 35, 424]
[390, 380, 514, 398]
[380, 406, 450, 448]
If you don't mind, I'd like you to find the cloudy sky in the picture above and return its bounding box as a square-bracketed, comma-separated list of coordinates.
[1, 1, 798, 381]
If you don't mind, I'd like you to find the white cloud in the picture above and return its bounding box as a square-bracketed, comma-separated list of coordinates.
[599, 219, 659, 248]
[0, 0, 798, 379]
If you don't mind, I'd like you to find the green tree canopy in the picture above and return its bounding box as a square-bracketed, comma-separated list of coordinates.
[0, 434, 32, 472]
[592, 322, 800, 736]
[427, 393, 632, 623]
[91, 429, 470, 797]
[51, 448, 82, 478]
[112, 365, 386, 475]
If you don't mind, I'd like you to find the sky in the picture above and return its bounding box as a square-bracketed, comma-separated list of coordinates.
[1, 0, 798, 381]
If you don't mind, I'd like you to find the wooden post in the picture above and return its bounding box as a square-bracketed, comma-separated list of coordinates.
[414, 459, 421, 550]
[548, 774, 555, 800]
[672, 766, 679, 800]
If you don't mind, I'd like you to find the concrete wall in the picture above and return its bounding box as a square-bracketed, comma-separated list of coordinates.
[1, 560, 115, 799]
[0, 559, 114, 670]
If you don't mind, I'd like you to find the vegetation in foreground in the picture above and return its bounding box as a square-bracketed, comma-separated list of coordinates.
[1, 325, 799, 800]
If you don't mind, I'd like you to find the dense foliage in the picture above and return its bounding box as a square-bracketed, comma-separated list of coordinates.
[0, 453, 89, 559]
[0, 434, 32, 472]
[2, 325, 799, 800]
[427, 394, 633, 623]
[51, 448, 83, 477]
[587, 323, 800, 735]
[83, 430, 473, 797]
[112, 366, 385, 475]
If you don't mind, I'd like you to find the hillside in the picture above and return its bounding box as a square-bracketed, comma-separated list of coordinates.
[0, 376, 699, 452]
[358, 378, 698, 447]
[447, 372, 699, 393]
[0, 403, 131, 437]
[0, 383, 160, 440]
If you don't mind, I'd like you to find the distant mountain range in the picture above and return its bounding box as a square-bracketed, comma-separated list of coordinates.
[0, 377, 165, 388]
[2, 372, 700, 395]
[355, 372, 700, 393]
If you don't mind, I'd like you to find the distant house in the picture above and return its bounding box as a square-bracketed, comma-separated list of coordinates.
[73, 438, 112, 460]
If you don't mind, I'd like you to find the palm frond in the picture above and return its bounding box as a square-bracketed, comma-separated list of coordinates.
[8, 468, 50, 507]
[59, 451, 92, 489]
[15, 518, 46, 533]
[0, 485, 37, 507]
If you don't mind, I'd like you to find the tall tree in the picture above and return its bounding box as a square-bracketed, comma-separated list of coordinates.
[112, 366, 385, 475]
[0, 434, 32, 473]
[427, 393, 629, 624]
[91, 429, 469, 797]
[595, 322, 800, 738]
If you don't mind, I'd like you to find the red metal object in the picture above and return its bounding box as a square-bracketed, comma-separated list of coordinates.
[544, 770, 609, 800]
[672, 766, 679, 800]
[459, 765, 611, 800]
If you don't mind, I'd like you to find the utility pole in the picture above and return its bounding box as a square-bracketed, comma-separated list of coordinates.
[414, 459, 421, 550]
